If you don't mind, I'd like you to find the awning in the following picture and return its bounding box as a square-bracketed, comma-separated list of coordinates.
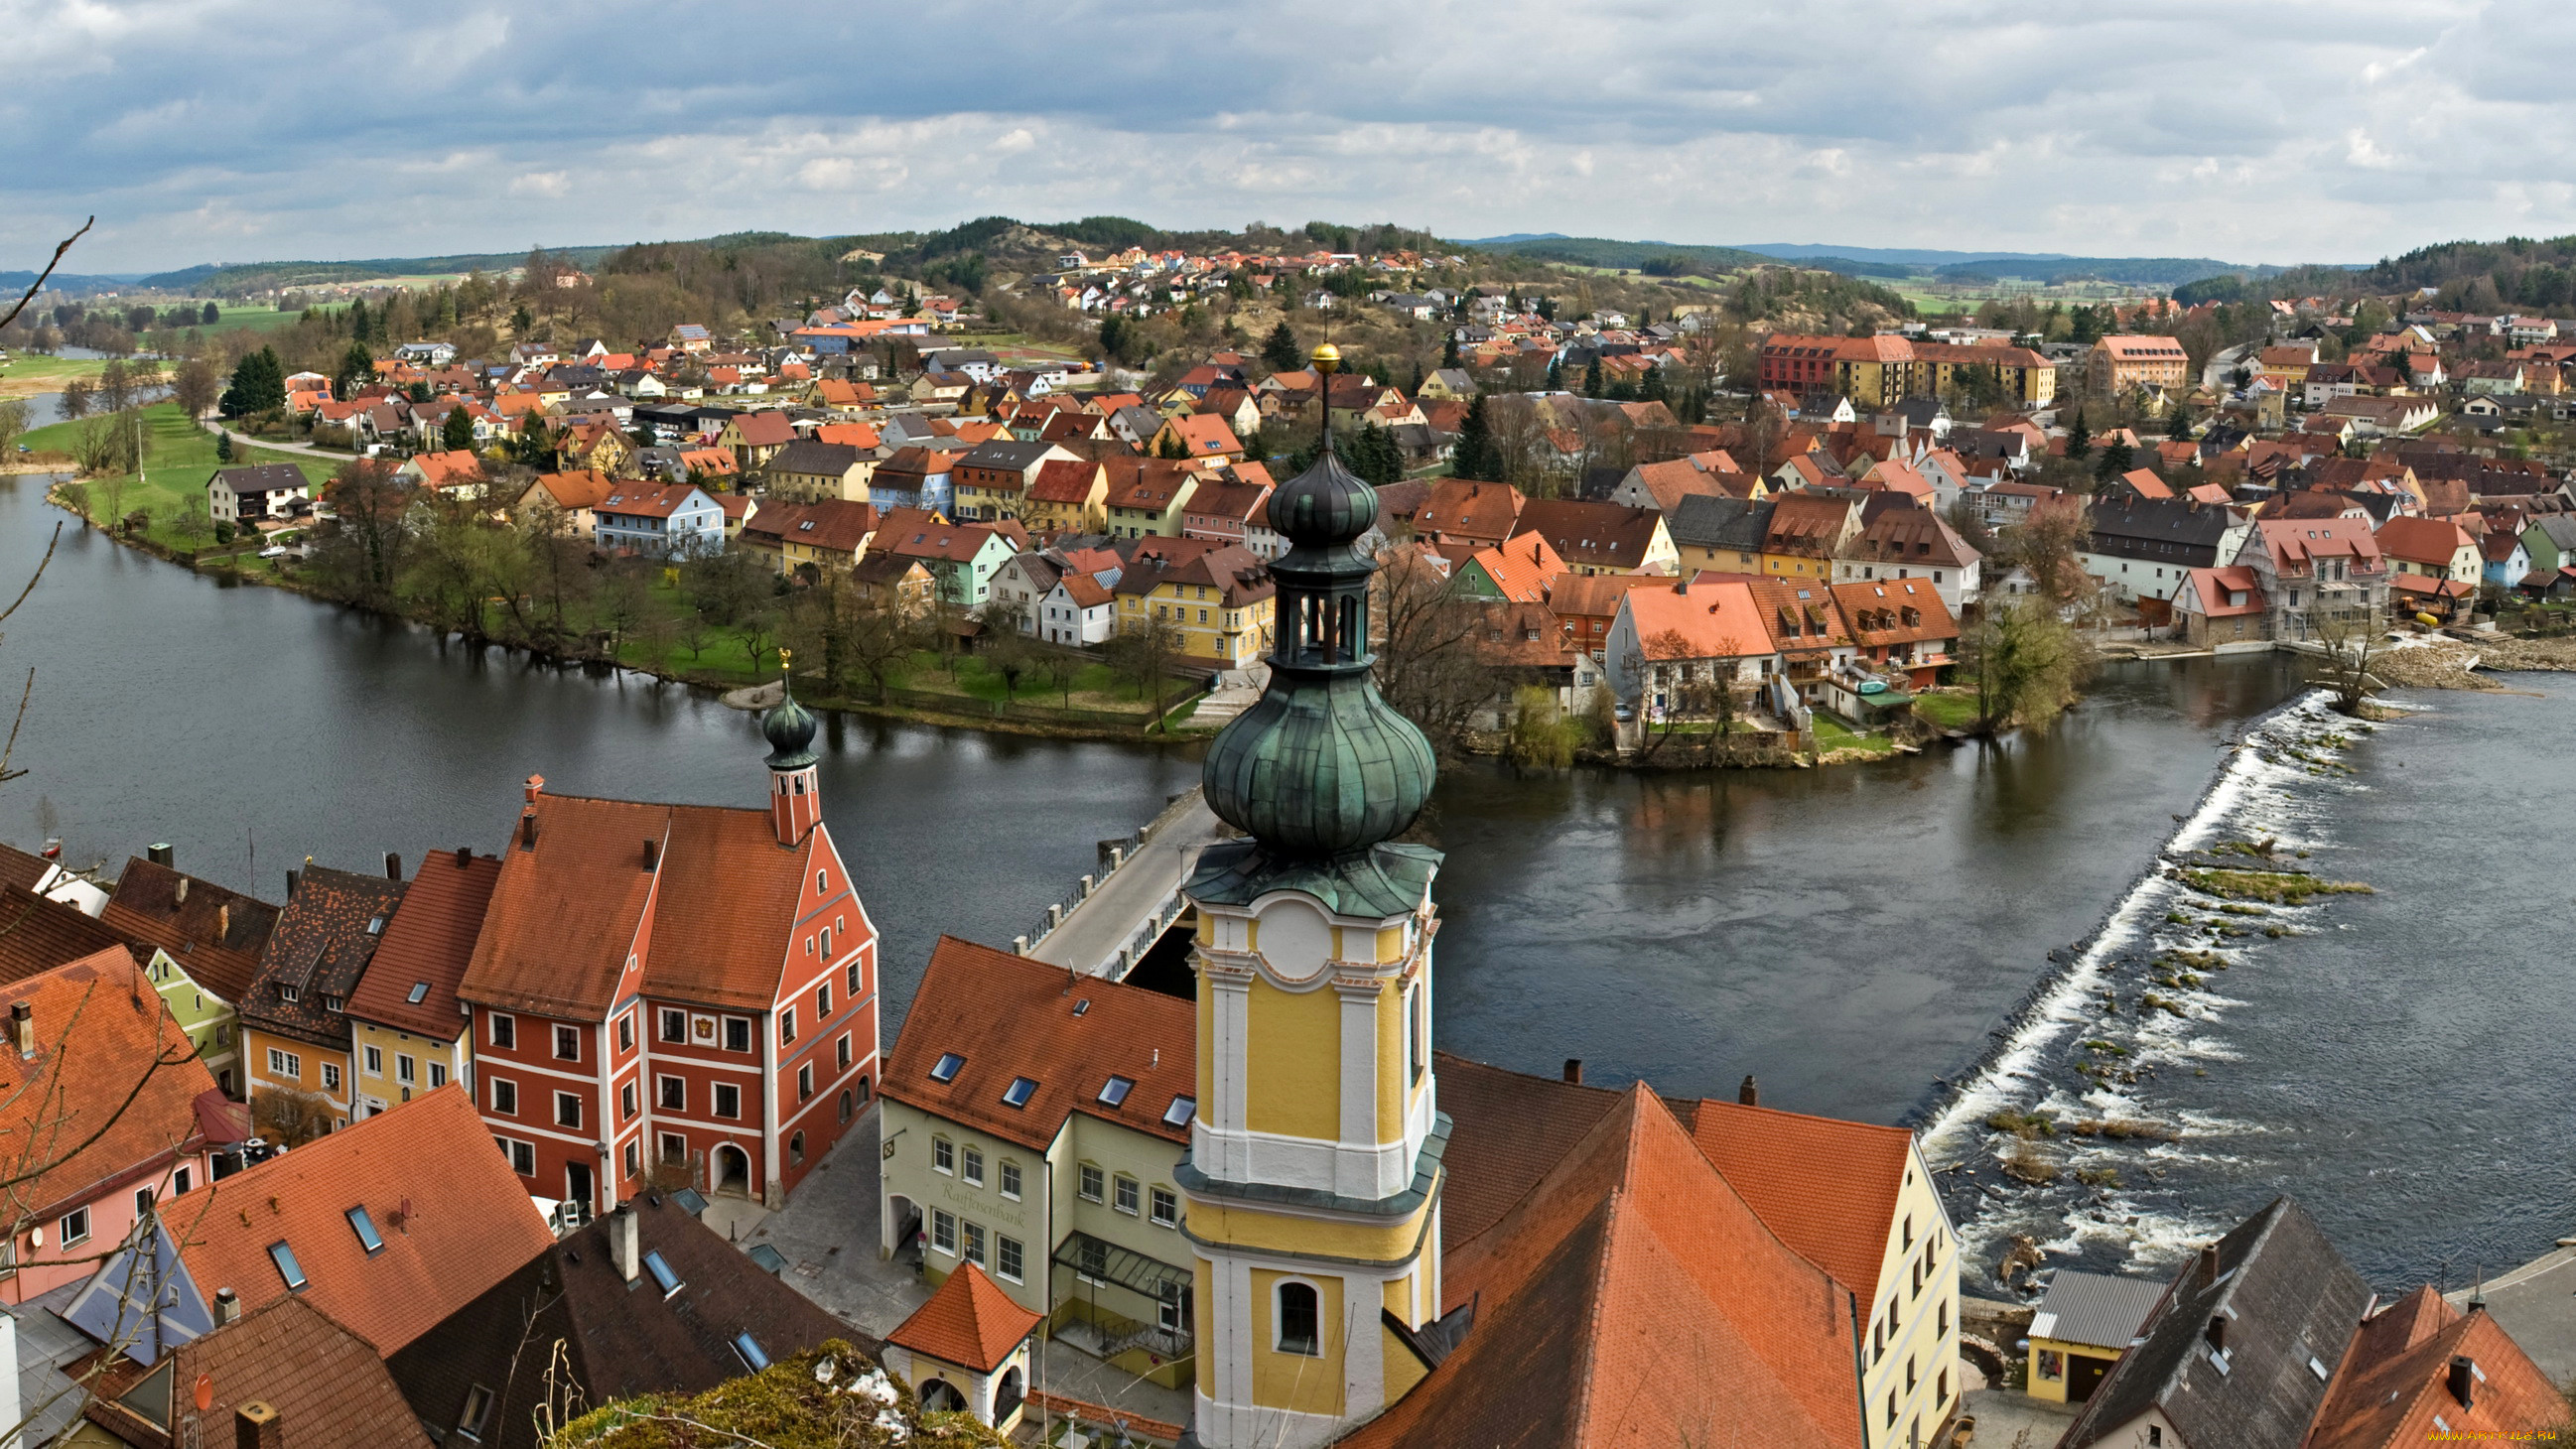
[1053, 1231, 1192, 1302]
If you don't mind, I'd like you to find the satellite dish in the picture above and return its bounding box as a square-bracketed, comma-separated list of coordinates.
[194, 1374, 213, 1412]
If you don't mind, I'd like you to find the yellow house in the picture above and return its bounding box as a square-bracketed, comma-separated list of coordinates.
[1757, 492, 1863, 579]
[1020, 458, 1109, 535]
[739, 498, 880, 581]
[1114, 544, 1276, 667]
[339, 847, 495, 1122]
[1104, 460, 1204, 539]
[238, 863, 409, 1132]
[2022, 1269, 2166, 1407]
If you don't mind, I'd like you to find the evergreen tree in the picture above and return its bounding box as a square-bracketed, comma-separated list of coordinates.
[1453, 393, 1496, 481]
[215, 431, 234, 463]
[443, 405, 476, 452]
[1097, 315, 1129, 365]
[2065, 414, 2092, 461]
[1156, 430, 1189, 460]
[336, 342, 374, 400]
[1352, 422, 1403, 487]
[1582, 357, 1603, 398]
[1639, 363, 1668, 403]
[1547, 354, 1562, 391]
[347, 298, 371, 344]
[1440, 335, 1460, 370]
[1262, 320, 1302, 372]
[220, 347, 285, 418]
[2095, 439, 2134, 483]
[201, 301, 220, 327]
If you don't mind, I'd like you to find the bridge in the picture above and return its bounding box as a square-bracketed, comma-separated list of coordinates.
[1017, 788, 1232, 979]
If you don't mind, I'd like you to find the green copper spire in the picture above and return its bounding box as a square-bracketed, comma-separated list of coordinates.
[1199, 345, 1436, 863]
[761, 657, 820, 770]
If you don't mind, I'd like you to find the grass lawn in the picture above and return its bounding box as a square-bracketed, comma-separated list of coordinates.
[1911, 691, 1982, 731]
[1811, 711, 1894, 756]
[21, 402, 337, 552]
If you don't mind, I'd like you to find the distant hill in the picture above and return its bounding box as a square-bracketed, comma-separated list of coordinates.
[0, 270, 154, 297]
[1736, 243, 2080, 265]
[1455, 235, 1779, 273]
[132, 246, 628, 296]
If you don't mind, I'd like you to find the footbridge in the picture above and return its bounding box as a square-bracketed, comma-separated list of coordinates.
[1018, 787, 1233, 979]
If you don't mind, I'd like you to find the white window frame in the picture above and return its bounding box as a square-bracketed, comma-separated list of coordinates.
[1151, 1185, 1178, 1227]
[362, 1045, 383, 1076]
[554, 1092, 582, 1129]
[1000, 1160, 1022, 1200]
[491, 1077, 518, 1115]
[1274, 1276, 1322, 1356]
[930, 1209, 957, 1255]
[488, 1011, 516, 1049]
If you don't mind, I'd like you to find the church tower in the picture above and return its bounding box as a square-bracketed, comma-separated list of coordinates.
[1182, 344, 1451, 1449]
[762, 663, 823, 848]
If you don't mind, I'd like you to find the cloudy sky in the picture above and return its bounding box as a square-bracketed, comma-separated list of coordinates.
[5, 0, 2565, 274]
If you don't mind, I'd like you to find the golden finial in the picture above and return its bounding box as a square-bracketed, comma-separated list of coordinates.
[1310, 341, 1341, 376]
[777, 647, 794, 674]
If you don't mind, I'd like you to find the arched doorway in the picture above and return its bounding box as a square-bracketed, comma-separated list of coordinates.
[888, 1195, 922, 1261]
[994, 1365, 1023, 1420]
[713, 1144, 751, 1196]
[918, 1379, 966, 1414]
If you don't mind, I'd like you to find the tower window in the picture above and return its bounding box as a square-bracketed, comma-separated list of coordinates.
[1277, 1281, 1320, 1356]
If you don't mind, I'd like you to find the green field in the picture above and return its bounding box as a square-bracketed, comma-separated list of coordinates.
[1910, 691, 1982, 730]
[21, 402, 336, 551]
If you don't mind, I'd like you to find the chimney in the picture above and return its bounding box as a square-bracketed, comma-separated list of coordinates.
[611, 1203, 641, 1286]
[520, 813, 538, 850]
[524, 773, 546, 803]
[284, 868, 300, 898]
[2205, 1313, 2228, 1353]
[1738, 1074, 1760, 1107]
[384, 852, 403, 881]
[148, 843, 174, 868]
[2199, 1244, 2221, 1284]
[175, 876, 191, 905]
[2448, 1355, 2477, 1408]
[10, 1001, 29, 1058]
[215, 903, 229, 941]
[454, 847, 472, 869]
[234, 1401, 281, 1449]
[213, 1286, 239, 1325]
[641, 838, 659, 871]
[1561, 1058, 1583, 1085]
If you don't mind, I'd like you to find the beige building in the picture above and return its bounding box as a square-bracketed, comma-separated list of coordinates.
[881, 937, 1201, 1391]
[2090, 334, 2192, 400]
[339, 847, 496, 1122]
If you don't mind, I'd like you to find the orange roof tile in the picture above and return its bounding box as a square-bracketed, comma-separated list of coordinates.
[883, 937, 1194, 1154]
[1684, 1098, 1916, 1298]
[175, 1087, 554, 1356]
[1348, 1072, 1862, 1449]
[887, 1261, 1042, 1374]
[0, 948, 220, 1226]
[2307, 1288, 2567, 1448]
[344, 848, 498, 1041]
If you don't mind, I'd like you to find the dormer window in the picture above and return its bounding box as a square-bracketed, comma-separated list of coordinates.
[278, 985, 301, 1003]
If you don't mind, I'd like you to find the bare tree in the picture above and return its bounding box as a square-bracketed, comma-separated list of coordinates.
[2309, 606, 2384, 718]
[1371, 545, 1491, 752]
[1105, 611, 1185, 728]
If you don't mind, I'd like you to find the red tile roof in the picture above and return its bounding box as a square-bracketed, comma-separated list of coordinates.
[884, 936, 1195, 1153]
[102, 857, 279, 1003]
[1347, 1072, 1863, 1449]
[0, 948, 221, 1225]
[2306, 1288, 2566, 1448]
[726, 411, 796, 447]
[461, 786, 836, 1018]
[1417, 478, 1527, 545]
[887, 1261, 1042, 1374]
[85, 1294, 434, 1448]
[175, 1087, 556, 1356]
[1620, 578, 1771, 659]
[1682, 1098, 1915, 1299]
[344, 848, 499, 1041]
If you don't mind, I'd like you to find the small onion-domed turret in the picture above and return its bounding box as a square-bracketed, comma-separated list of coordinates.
[1200, 343, 1435, 859]
[762, 688, 820, 771]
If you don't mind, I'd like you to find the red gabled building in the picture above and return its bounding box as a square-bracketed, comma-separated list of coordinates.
[457, 686, 879, 1218]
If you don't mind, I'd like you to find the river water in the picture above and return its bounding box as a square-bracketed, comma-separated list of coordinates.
[0, 468, 2548, 1288]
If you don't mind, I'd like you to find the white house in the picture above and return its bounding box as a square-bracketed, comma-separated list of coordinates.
[205, 463, 311, 524]
[592, 482, 726, 558]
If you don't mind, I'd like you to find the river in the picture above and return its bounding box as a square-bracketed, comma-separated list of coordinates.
[0, 467, 2548, 1289]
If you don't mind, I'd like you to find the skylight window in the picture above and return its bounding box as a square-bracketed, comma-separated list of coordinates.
[929, 1052, 965, 1083]
[269, 1241, 307, 1291]
[1163, 1095, 1196, 1128]
[365, 916, 386, 935]
[1099, 1076, 1134, 1108]
[1002, 1077, 1038, 1109]
[733, 1332, 769, 1372]
[643, 1250, 682, 1298]
[346, 1207, 383, 1254]
[407, 982, 430, 1004]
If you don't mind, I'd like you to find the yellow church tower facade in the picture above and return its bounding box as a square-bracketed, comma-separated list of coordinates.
[1179, 346, 1456, 1449]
